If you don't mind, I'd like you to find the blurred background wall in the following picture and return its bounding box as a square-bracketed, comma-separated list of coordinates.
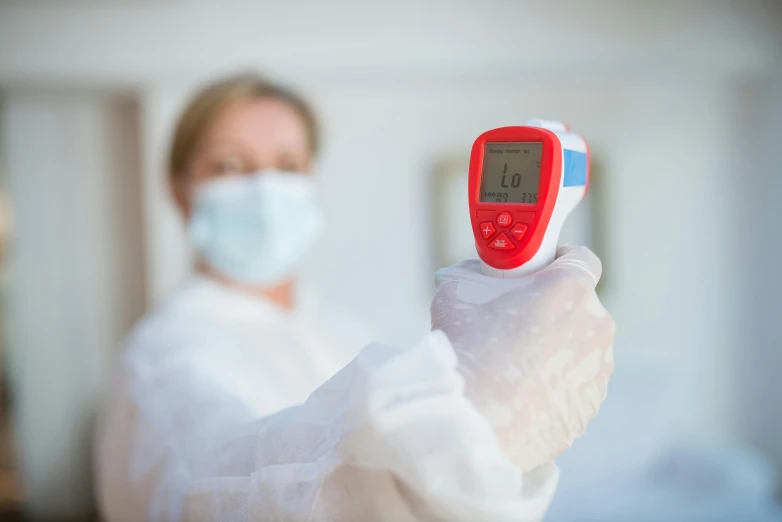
[0, 0, 780, 519]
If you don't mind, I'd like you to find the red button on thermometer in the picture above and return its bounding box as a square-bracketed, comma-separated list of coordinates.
[468, 120, 590, 277]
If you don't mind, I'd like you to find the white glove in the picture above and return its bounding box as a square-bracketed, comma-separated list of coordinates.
[431, 245, 616, 472]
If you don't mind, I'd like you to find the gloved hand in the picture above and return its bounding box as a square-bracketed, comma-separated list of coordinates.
[431, 245, 615, 472]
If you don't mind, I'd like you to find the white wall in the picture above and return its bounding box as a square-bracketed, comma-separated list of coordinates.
[0, 0, 777, 85]
[0, 92, 146, 518]
[736, 74, 782, 470]
[137, 88, 195, 303]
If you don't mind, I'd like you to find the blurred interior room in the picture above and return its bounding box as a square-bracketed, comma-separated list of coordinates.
[0, 0, 781, 520]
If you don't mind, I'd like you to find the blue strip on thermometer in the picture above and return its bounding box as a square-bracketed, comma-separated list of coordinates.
[563, 150, 588, 187]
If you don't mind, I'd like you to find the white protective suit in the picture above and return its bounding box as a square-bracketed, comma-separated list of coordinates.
[97, 246, 612, 521]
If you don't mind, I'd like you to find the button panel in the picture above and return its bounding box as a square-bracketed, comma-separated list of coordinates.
[489, 232, 514, 251]
[475, 210, 537, 254]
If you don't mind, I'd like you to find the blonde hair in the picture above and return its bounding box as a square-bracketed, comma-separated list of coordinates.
[168, 73, 319, 182]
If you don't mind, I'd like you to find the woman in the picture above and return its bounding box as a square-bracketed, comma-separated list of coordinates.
[96, 73, 615, 521]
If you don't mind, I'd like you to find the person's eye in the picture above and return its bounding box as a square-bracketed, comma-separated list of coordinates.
[275, 153, 307, 173]
[278, 163, 299, 173]
[211, 158, 243, 176]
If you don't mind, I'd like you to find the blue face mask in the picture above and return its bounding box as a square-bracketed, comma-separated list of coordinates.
[188, 170, 325, 286]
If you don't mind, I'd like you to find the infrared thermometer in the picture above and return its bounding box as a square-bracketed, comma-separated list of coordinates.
[468, 119, 590, 278]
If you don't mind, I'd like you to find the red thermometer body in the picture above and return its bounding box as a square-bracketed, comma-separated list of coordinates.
[468, 120, 590, 277]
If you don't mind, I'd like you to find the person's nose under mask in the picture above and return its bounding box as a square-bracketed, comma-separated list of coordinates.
[188, 169, 325, 286]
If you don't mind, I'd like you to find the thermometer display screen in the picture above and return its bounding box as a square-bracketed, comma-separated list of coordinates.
[479, 141, 541, 204]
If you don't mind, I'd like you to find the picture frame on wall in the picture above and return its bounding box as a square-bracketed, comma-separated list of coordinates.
[429, 155, 474, 272]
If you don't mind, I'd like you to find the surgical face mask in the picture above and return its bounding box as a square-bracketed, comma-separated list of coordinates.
[188, 169, 325, 286]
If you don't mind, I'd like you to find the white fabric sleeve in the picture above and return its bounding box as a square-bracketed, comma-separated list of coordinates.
[96, 329, 558, 522]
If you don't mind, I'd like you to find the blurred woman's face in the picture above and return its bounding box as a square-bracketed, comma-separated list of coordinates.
[177, 97, 312, 215]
